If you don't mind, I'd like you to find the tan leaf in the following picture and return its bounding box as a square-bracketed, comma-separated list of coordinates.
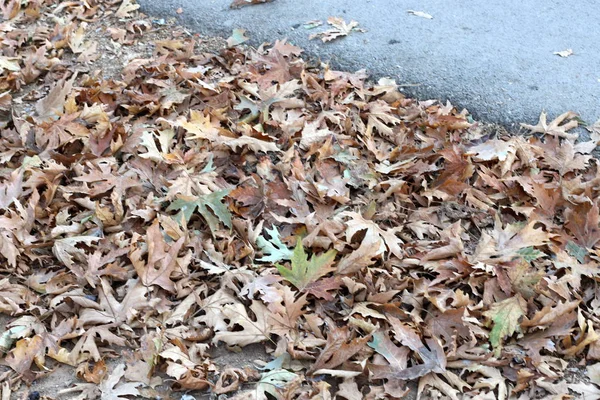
[130, 220, 184, 292]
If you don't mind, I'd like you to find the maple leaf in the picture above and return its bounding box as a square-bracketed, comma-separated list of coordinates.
[472, 220, 552, 264]
[175, 109, 221, 141]
[0, 168, 23, 209]
[309, 321, 371, 374]
[537, 136, 592, 175]
[34, 75, 76, 123]
[230, 0, 274, 9]
[255, 369, 300, 399]
[115, 0, 140, 18]
[369, 318, 446, 380]
[130, 220, 184, 292]
[336, 239, 379, 274]
[53, 235, 101, 274]
[167, 190, 233, 235]
[483, 295, 527, 355]
[99, 364, 142, 400]
[78, 278, 149, 326]
[0, 229, 19, 267]
[213, 300, 272, 346]
[138, 129, 176, 162]
[256, 225, 293, 262]
[275, 240, 337, 292]
[565, 204, 600, 249]
[227, 28, 249, 47]
[309, 17, 365, 42]
[570, 383, 600, 400]
[340, 211, 403, 259]
[5, 335, 44, 375]
[235, 80, 304, 122]
[269, 286, 308, 336]
[365, 100, 401, 142]
[520, 111, 579, 140]
[223, 136, 281, 153]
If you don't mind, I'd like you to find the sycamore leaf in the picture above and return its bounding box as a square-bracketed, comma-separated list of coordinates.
[213, 300, 271, 346]
[130, 220, 184, 292]
[309, 17, 365, 42]
[276, 240, 337, 291]
[256, 369, 300, 399]
[138, 129, 176, 162]
[0, 56, 20, 72]
[99, 364, 142, 400]
[587, 363, 600, 386]
[5, 335, 44, 374]
[340, 211, 403, 259]
[224, 136, 281, 153]
[516, 246, 544, 262]
[53, 236, 101, 272]
[167, 190, 232, 234]
[520, 111, 579, 140]
[35, 75, 76, 123]
[569, 382, 600, 400]
[553, 49, 573, 58]
[227, 29, 249, 47]
[230, 0, 273, 8]
[115, 0, 140, 18]
[566, 241, 588, 263]
[256, 226, 293, 263]
[407, 10, 433, 19]
[175, 109, 221, 141]
[309, 322, 371, 374]
[473, 220, 552, 264]
[483, 295, 527, 355]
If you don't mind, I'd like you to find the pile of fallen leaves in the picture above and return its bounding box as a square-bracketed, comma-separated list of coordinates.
[2, 1, 600, 399]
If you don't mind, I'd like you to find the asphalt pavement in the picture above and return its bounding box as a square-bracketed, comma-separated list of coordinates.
[138, 0, 600, 128]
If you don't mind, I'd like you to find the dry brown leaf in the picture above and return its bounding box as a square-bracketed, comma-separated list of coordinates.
[309, 17, 365, 42]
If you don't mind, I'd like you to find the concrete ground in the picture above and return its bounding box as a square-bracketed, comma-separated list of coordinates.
[137, 0, 600, 128]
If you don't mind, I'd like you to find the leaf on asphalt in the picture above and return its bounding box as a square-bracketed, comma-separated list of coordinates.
[553, 49, 573, 58]
[407, 10, 433, 19]
[230, 0, 274, 9]
[309, 17, 365, 42]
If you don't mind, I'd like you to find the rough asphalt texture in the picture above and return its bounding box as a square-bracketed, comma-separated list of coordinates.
[138, 0, 600, 128]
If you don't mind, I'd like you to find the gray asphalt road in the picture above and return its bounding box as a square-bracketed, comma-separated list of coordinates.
[138, 0, 600, 127]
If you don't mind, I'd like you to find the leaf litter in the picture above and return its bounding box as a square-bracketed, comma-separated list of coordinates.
[1, 0, 600, 399]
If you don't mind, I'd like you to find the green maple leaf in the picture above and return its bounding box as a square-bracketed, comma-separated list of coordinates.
[276, 240, 337, 291]
[483, 295, 526, 356]
[167, 190, 232, 235]
[516, 246, 544, 262]
[256, 226, 293, 263]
